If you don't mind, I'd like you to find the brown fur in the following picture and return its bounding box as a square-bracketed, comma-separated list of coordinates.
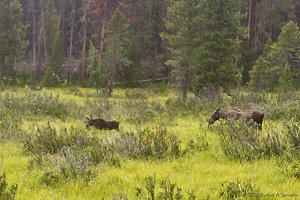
[86, 118, 120, 130]
[208, 108, 264, 130]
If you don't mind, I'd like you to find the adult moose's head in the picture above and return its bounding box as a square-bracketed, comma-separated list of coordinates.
[208, 108, 221, 126]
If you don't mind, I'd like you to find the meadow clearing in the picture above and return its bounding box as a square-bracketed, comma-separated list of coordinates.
[0, 84, 300, 199]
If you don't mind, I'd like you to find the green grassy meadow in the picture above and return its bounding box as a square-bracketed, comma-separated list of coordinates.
[0, 85, 300, 199]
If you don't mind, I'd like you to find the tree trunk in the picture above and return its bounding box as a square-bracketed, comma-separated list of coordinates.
[67, 0, 75, 85]
[152, 41, 158, 79]
[37, 25, 42, 77]
[0, 61, 4, 80]
[13, 56, 17, 80]
[248, 0, 259, 47]
[61, 0, 66, 52]
[42, 10, 48, 68]
[30, 0, 37, 78]
[108, 61, 116, 95]
[79, 1, 88, 84]
[182, 62, 189, 101]
[295, 0, 300, 26]
[69, 1, 75, 59]
[99, 0, 107, 59]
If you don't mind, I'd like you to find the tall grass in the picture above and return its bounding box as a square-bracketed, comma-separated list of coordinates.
[0, 85, 300, 199]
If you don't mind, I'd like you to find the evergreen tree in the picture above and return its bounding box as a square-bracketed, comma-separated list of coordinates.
[162, 0, 200, 100]
[249, 38, 272, 90]
[42, 31, 65, 86]
[164, 0, 242, 99]
[50, 32, 65, 77]
[44, 0, 60, 62]
[194, 0, 242, 92]
[0, 0, 27, 80]
[126, 0, 166, 82]
[87, 42, 107, 91]
[249, 21, 300, 90]
[103, 9, 129, 95]
[279, 62, 295, 92]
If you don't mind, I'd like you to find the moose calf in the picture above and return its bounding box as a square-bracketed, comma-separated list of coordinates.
[86, 117, 120, 130]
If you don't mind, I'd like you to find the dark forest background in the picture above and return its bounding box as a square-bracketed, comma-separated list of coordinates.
[0, 0, 300, 98]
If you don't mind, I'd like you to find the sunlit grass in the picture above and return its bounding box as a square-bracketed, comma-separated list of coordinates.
[0, 86, 299, 199]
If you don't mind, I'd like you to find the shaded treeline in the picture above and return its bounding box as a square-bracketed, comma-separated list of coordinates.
[0, 0, 300, 95]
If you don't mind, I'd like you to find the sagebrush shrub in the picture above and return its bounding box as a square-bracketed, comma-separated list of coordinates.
[284, 121, 300, 150]
[219, 179, 261, 200]
[135, 176, 186, 200]
[113, 125, 181, 160]
[0, 114, 23, 142]
[24, 124, 120, 163]
[265, 93, 300, 121]
[286, 161, 300, 179]
[49, 147, 95, 181]
[260, 130, 288, 157]
[229, 92, 268, 110]
[0, 89, 78, 119]
[0, 173, 18, 200]
[84, 97, 115, 119]
[186, 134, 209, 153]
[217, 120, 261, 162]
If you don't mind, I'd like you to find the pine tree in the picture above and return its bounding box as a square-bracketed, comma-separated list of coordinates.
[249, 21, 300, 90]
[162, 0, 200, 100]
[104, 9, 129, 95]
[0, 0, 27, 80]
[44, 0, 60, 63]
[42, 32, 64, 87]
[194, 0, 242, 92]
[279, 62, 295, 92]
[49, 32, 65, 78]
[249, 38, 272, 90]
[87, 42, 107, 92]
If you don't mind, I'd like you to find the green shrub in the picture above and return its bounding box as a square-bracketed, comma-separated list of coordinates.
[217, 120, 261, 162]
[40, 171, 61, 186]
[265, 93, 300, 121]
[219, 179, 261, 200]
[0, 173, 18, 200]
[122, 99, 158, 126]
[23, 124, 95, 155]
[47, 147, 95, 182]
[83, 97, 120, 120]
[111, 192, 129, 200]
[113, 175, 203, 199]
[87, 139, 120, 167]
[0, 114, 23, 142]
[165, 96, 217, 117]
[24, 124, 121, 182]
[284, 121, 300, 150]
[135, 176, 184, 200]
[0, 89, 78, 119]
[23, 123, 63, 155]
[24, 124, 120, 166]
[186, 134, 209, 153]
[63, 87, 84, 96]
[229, 92, 268, 110]
[124, 89, 148, 100]
[285, 160, 300, 179]
[217, 119, 292, 161]
[113, 125, 181, 160]
[260, 130, 288, 157]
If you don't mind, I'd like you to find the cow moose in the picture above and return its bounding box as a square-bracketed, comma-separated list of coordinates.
[208, 108, 264, 130]
[86, 117, 120, 131]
